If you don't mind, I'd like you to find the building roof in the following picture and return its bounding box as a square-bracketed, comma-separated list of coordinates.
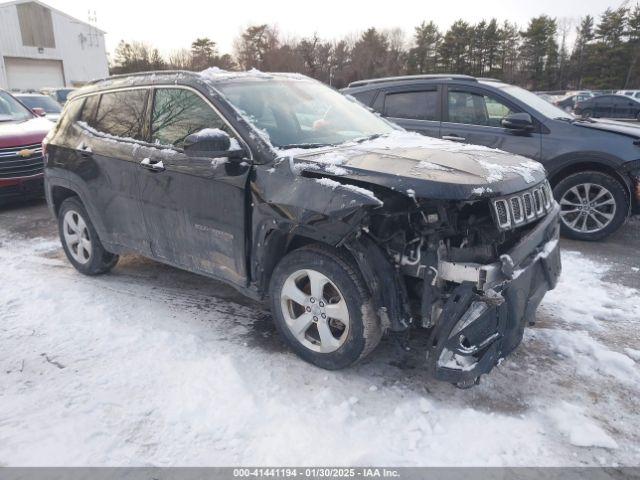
[0, 0, 106, 34]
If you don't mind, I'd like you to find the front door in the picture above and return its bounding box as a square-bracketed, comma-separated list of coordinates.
[440, 85, 542, 161]
[137, 87, 251, 285]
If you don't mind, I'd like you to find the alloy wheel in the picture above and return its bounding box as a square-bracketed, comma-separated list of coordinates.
[280, 269, 350, 353]
[62, 210, 92, 264]
[559, 183, 616, 234]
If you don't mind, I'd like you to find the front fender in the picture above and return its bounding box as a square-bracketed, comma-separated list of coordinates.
[250, 161, 385, 294]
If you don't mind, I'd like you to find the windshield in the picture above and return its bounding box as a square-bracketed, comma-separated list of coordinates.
[0, 91, 33, 122]
[16, 95, 62, 113]
[215, 79, 395, 148]
[497, 84, 574, 120]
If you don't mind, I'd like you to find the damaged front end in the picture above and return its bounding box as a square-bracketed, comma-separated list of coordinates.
[348, 180, 561, 387]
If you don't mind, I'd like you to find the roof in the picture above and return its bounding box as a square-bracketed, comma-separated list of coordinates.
[0, 0, 106, 34]
[346, 74, 477, 88]
[86, 68, 311, 88]
[72, 69, 313, 99]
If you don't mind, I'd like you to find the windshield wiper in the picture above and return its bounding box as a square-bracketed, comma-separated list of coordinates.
[278, 143, 332, 149]
[354, 133, 385, 143]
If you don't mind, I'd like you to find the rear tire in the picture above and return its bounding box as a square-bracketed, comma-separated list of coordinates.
[553, 171, 628, 241]
[269, 244, 382, 370]
[58, 197, 119, 275]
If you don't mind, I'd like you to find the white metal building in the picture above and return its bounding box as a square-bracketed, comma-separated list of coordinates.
[0, 0, 108, 90]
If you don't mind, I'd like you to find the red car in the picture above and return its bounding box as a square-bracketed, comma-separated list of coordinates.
[0, 89, 52, 202]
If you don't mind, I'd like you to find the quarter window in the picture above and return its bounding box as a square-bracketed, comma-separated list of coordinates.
[448, 90, 515, 127]
[93, 89, 149, 141]
[78, 94, 99, 125]
[385, 91, 438, 121]
[151, 88, 230, 148]
[351, 90, 378, 107]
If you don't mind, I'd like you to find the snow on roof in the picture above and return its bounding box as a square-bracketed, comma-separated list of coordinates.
[199, 67, 309, 83]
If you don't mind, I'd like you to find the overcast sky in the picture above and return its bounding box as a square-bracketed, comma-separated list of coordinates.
[44, 0, 624, 57]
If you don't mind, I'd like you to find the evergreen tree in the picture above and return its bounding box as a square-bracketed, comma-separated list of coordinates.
[519, 16, 559, 89]
[407, 21, 441, 74]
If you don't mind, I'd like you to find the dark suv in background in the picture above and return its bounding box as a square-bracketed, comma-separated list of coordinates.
[43, 70, 561, 387]
[343, 74, 640, 241]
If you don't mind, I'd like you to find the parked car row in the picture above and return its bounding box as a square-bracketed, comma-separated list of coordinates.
[574, 94, 640, 121]
[538, 89, 640, 121]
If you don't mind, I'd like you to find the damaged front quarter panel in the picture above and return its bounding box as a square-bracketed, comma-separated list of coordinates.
[249, 156, 386, 295]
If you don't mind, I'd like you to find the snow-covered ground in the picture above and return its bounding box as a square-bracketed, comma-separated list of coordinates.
[0, 211, 639, 466]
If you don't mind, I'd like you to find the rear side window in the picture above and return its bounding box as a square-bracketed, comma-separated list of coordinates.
[93, 89, 149, 141]
[350, 90, 378, 107]
[384, 90, 438, 121]
[150, 88, 230, 148]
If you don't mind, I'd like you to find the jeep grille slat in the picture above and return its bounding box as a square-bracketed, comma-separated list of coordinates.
[492, 181, 554, 231]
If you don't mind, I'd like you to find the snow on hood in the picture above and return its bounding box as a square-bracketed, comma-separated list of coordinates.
[278, 131, 546, 200]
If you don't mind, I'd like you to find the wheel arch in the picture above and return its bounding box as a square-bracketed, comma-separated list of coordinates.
[46, 177, 111, 245]
[547, 157, 632, 201]
[256, 226, 409, 333]
[50, 185, 79, 216]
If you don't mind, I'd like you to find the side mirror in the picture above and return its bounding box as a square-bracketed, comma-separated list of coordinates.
[32, 107, 47, 117]
[501, 112, 534, 132]
[183, 129, 245, 159]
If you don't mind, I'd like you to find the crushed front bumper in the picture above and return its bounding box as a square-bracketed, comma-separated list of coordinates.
[427, 203, 562, 386]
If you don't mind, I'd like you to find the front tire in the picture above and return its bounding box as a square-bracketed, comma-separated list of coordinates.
[269, 244, 382, 370]
[58, 197, 119, 275]
[553, 171, 628, 241]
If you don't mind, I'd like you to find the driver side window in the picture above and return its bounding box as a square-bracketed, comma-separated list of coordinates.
[448, 90, 515, 127]
[151, 88, 232, 148]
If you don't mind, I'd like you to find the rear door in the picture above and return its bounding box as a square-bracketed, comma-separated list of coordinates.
[136, 87, 251, 285]
[440, 84, 542, 161]
[74, 89, 151, 254]
[378, 86, 441, 138]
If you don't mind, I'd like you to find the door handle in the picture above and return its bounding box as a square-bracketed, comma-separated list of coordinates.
[442, 135, 466, 142]
[140, 157, 165, 172]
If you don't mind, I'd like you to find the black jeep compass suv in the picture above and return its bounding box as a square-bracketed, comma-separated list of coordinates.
[44, 70, 561, 387]
[343, 74, 640, 241]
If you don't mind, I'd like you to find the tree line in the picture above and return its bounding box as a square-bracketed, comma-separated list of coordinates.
[110, 4, 640, 91]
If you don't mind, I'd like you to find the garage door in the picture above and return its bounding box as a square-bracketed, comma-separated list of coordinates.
[4, 57, 64, 90]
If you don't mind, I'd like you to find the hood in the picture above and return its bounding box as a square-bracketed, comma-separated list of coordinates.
[281, 131, 546, 200]
[0, 117, 52, 148]
[572, 118, 640, 139]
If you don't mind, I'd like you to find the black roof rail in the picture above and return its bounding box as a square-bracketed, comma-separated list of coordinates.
[87, 70, 198, 85]
[347, 74, 477, 88]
